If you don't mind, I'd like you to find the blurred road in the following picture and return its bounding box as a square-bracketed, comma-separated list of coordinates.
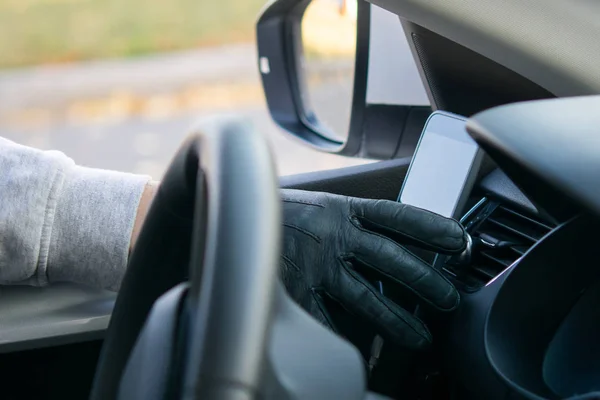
[0, 106, 368, 178]
[0, 44, 370, 177]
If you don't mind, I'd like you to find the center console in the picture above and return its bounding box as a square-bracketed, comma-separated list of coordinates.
[398, 109, 600, 399]
[486, 216, 600, 399]
[445, 212, 600, 400]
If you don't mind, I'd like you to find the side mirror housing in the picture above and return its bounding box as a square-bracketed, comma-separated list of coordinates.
[256, 0, 431, 159]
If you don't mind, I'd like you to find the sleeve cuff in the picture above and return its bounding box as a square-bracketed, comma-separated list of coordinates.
[47, 165, 150, 291]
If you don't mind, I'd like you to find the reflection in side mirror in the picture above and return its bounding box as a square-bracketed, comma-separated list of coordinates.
[257, 0, 432, 158]
[300, 0, 357, 139]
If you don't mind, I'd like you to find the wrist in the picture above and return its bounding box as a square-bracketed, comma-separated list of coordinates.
[130, 180, 159, 252]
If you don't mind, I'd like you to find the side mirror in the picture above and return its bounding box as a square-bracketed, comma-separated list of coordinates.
[257, 0, 432, 159]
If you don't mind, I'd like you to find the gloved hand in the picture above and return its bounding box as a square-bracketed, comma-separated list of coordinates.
[279, 189, 466, 351]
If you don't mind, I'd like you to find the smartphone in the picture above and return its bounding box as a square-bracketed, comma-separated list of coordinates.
[398, 111, 483, 219]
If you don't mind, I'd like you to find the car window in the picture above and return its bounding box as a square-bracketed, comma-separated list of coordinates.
[0, 0, 370, 177]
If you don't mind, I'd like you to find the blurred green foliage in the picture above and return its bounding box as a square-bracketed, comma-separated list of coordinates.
[0, 0, 266, 69]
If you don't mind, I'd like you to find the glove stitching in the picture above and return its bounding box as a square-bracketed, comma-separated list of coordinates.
[283, 223, 321, 243]
[310, 288, 340, 333]
[339, 258, 433, 345]
[280, 254, 302, 274]
[350, 215, 466, 254]
[281, 198, 325, 208]
[350, 253, 460, 312]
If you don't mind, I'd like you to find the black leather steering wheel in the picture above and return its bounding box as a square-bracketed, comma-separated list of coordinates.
[89, 118, 282, 399]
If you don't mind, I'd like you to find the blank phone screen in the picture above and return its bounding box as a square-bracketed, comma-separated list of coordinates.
[399, 113, 479, 218]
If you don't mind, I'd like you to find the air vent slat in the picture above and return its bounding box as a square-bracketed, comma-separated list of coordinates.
[511, 246, 527, 256]
[446, 199, 555, 291]
[498, 206, 553, 231]
[486, 218, 540, 242]
[470, 265, 497, 280]
[480, 251, 513, 269]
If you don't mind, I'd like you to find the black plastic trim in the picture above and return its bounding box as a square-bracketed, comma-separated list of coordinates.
[280, 157, 411, 200]
[399, 20, 554, 117]
[485, 216, 600, 399]
[467, 96, 600, 222]
[257, 0, 371, 155]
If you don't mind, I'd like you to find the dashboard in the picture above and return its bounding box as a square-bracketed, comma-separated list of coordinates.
[0, 164, 587, 399]
[444, 204, 600, 400]
[443, 96, 600, 400]
[1, 97, 599, 400]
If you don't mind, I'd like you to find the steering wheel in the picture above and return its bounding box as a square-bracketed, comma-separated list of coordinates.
[88, 118, 367, 400]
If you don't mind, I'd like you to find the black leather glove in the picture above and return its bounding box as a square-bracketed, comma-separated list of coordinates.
[279, 189, 467, 351]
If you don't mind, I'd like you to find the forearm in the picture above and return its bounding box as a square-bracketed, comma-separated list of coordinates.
[0, 137, 152, 291]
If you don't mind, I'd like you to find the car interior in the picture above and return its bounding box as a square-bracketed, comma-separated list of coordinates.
[2, 0, 600, 399]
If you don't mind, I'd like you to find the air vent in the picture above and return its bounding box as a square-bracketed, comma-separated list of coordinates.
[444, 200, 554, 290]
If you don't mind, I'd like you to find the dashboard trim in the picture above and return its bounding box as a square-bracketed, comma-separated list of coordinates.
[0, 284, 114, 353]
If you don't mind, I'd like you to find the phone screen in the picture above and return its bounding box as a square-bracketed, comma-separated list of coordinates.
[399, 112, 480, 218]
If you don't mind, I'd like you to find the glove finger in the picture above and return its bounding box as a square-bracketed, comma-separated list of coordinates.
[350, 198, 466, 254]
[333, 259, 433, 350]
[351, 231, 459, 311]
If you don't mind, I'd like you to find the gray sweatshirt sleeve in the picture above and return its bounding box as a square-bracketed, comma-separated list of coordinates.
[0, 137, 150, 291]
